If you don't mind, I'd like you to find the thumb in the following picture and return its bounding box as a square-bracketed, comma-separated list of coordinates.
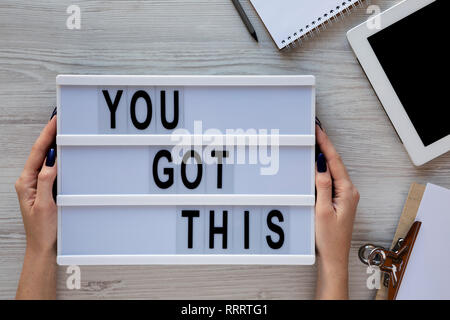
[36, 148, 57, 206]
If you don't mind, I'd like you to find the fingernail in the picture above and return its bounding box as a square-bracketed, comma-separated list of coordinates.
[45, 148, 56, 167]
[50, 107, 57, 120]
[315, 117, 323, 130]
[317, 153, 327, 173]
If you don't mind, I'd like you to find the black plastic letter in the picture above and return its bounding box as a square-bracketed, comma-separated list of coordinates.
[102, 90, 123, 129]
[211, 150, 229, 189]
[181, 210, 200, 249]
[244, 210, 250, 249]
[152, 150, 174, 189]
[181, 150, 203, 189]
[130, 90, 152, 130]
[160, 90, 179, 130]
[266, 210, 285, 249]
[209, 210, 228, 249]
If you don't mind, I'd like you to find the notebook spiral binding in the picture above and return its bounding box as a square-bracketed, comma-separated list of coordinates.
[282, 0, 370, 50]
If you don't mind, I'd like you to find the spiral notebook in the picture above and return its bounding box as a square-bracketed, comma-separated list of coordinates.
[251, 0, 365, 49]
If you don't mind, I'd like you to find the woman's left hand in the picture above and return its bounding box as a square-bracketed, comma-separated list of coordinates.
[15, 116, 57, 254]
[15, 115, 57, 300]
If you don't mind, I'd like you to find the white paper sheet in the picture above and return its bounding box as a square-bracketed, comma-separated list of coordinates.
[396, 183, 450, 299]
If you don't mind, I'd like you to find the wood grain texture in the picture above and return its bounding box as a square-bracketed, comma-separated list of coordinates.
[1, 0, 449, 299]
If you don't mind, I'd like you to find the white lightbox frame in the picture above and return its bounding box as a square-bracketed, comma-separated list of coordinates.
[56, 75, 316, 265]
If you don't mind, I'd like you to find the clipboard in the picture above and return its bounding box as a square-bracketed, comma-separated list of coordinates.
[358, 183, 426, 300]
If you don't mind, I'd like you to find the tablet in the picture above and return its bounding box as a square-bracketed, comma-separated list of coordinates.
[347, 0, 448, 166]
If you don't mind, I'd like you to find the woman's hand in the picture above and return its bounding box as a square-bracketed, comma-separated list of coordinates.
[15, 113, 57, 299]
[314, 120, 360, 300]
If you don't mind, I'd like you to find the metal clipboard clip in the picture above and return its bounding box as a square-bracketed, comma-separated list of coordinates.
[358, 221, 422, 300]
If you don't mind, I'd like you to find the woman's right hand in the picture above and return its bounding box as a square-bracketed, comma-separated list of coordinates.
[314, 121, 360, 300]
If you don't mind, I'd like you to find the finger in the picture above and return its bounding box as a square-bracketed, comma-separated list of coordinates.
[315, 153, 334, 217]
[315, 124, 350, 183]
[36, 151, 57, 206]
[23, 117, 56, 175]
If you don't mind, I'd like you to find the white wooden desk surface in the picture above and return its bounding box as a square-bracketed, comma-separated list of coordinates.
[1, 0, 448, 300]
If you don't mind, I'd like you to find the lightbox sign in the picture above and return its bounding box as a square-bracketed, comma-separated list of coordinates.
[56, 75, 315, 265]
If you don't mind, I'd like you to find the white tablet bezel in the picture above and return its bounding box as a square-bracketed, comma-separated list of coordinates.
[347, 0, 449, 166]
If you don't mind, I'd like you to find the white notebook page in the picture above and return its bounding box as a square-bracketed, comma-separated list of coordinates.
[396, 183, 450, 300]
[251, 0, 362, 49]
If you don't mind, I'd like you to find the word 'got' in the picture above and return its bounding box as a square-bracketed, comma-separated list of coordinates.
[153, 149, 228, 190]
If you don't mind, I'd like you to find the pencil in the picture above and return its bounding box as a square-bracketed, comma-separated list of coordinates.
[231, 0, 258, 42]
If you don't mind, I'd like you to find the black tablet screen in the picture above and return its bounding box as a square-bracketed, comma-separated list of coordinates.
[368, 0, 448, 146]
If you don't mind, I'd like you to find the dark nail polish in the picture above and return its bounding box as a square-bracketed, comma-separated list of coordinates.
[315, 117, 323, 130]
[317, 153, 327, 173]
[45, 148, 56, 167]
[50, 107, 57, 120]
